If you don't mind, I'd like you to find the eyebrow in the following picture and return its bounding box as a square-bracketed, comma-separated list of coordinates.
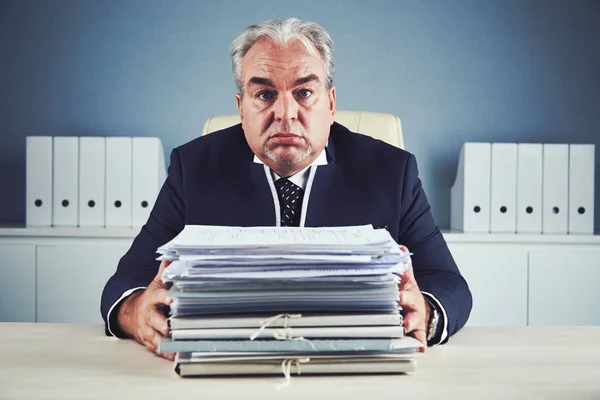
[247, 77, 275, 88]
[294, 74, 320, 86]
[246, 74, 321, 89]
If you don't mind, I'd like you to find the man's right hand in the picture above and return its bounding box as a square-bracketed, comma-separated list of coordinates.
[117, 260, 175, 361]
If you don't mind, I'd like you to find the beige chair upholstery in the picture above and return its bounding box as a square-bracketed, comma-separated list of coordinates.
[202, 110, 404, 149]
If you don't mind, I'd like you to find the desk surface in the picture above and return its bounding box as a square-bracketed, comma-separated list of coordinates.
[0, 324, 599, 400]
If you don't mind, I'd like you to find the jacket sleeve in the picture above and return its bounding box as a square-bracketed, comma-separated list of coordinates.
[100, 148, 186, 336]
[397, 153, 472, 341]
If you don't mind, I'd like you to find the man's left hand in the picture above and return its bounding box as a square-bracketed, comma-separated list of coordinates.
[398, 245, 430, 348]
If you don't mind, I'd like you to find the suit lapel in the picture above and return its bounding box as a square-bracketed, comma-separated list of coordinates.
[192, 126, 276, 226]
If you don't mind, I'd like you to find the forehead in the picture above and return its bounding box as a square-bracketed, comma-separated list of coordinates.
[241, 38, 325, 82]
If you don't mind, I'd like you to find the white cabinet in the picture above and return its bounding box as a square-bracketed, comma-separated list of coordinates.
[449, 245, 528, 326]
[0, 245, 36, 322]
[445, 233, 600, 327]
[1, 228, 599, 327]
[36, 244, 131, 323]
[0, 226, 136, 323]
[529, 250, 600, 326]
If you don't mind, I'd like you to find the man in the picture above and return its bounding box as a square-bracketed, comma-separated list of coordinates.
[101, 18, 472, 360]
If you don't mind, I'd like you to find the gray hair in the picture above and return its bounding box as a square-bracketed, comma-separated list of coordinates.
[230, 18, 334, 94]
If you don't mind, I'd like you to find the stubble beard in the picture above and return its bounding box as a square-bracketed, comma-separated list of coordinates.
[264, 144, 313, 165]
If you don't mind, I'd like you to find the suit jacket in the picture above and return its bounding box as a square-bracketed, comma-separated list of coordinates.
[101, 122, 472, 340]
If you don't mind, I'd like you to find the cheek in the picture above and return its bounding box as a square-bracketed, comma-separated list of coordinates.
[242, 104, 271, 142]
[301, 98, 330, 125]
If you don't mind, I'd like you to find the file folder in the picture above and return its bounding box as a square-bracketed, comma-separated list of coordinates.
[516, 144, 543, 233]
[52, 137, 79, 227]
[79, 137, 106, 227]
[542, 144, 569, 234]
[450, 143, 491, 232]
[568, 144, 595, 234]
[26, 137, 53, 226]
[490, 143, 517, 233]
[105, 137, 132, 227]
[132, 137, 166, 227]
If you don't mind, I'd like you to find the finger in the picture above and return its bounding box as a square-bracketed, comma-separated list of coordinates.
[410, 328, 427, 349]
[139, 326, 163, 354]
[146, 307, 170, 336]
[150, 327, 167, 354]
[404, 312, 427, 349]
[399, 290, 425, 312]
[403, 310, 426, 335]
[150, 286, 172, 307]
[159, 352, 176, 361]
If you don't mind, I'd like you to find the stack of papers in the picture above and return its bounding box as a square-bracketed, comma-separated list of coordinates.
[157, 225, 423, 380]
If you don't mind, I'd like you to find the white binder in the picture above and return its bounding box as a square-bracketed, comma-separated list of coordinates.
[568, 144, 595, 234]
[52, 137, 79, 227]
[132, 137, 167, 227]
[105, 137, 132, 227]
[490, 143, 517, 233]
[542, 144, 569, 234]
[26, 137, 53, 226]
[79, 137, 106, 227]
[516, 144, 543, 233]
[450, 143, 491, 232]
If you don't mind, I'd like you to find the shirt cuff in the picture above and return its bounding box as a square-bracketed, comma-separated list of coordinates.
[106, 287, 147, 338]
[421, 291, 448, 345]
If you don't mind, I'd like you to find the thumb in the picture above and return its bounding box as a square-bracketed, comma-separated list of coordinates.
[399, 245, 415, 280]
[153, 259, 172, 285]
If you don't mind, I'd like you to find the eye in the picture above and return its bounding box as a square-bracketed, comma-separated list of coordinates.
[296, 89, 312, 99]
[257, 91, 275, 101]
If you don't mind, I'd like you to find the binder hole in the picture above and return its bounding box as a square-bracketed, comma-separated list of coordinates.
[61, 200, 69, 208]
[88, 200, 95, 208]
[578, 207, 586, 215]
[34, 199, 43, 207]
[114, 200, 122, 208]
[552, 207, 559, 214]
[473, 206, 481, 213]
[526, 206, 533, 214]
[500, 206, 507, 214]
[141, 201, 149, 208]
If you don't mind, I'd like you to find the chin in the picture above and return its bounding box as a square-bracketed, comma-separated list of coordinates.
[265, 146, 311, 165]
[266, 151, 306, 165]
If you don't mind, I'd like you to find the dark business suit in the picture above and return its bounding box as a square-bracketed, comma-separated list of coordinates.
[101, 122, 472, 341]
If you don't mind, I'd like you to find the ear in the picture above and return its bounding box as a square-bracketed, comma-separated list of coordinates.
[236, 93, 243, 120]
[328, 86, 337, 123]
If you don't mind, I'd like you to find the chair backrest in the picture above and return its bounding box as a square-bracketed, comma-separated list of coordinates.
[202, 110, 404, 149]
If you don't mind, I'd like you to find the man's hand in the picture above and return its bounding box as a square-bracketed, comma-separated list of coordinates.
[398, 245, 430, 349]
[117, 260, 175, 361]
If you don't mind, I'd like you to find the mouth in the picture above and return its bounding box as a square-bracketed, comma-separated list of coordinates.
[271, 132, 301, 138]
[269, 133, 304, 145]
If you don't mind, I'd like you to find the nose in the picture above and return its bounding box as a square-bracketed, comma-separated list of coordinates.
[273, 92, 298, 123]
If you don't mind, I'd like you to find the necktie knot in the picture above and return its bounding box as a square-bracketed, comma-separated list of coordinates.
[275, 178, 304, 227]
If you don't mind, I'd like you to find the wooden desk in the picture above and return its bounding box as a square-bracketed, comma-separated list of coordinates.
[1, 324, 599, 399]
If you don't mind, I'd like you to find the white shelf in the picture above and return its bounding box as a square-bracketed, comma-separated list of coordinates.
[0, 226, 598, 244]
[442, 230, 600, 245]
[0, 226, 139, 239]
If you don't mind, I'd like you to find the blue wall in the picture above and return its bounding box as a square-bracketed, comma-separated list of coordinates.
[1, 0, 599, 230]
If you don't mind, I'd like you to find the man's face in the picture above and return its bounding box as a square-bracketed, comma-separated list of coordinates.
[236, 38, 336, 175]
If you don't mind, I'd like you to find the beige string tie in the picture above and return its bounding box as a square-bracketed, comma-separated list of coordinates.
[277, 357, 311, 390]
[249, 313, 302, 341]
